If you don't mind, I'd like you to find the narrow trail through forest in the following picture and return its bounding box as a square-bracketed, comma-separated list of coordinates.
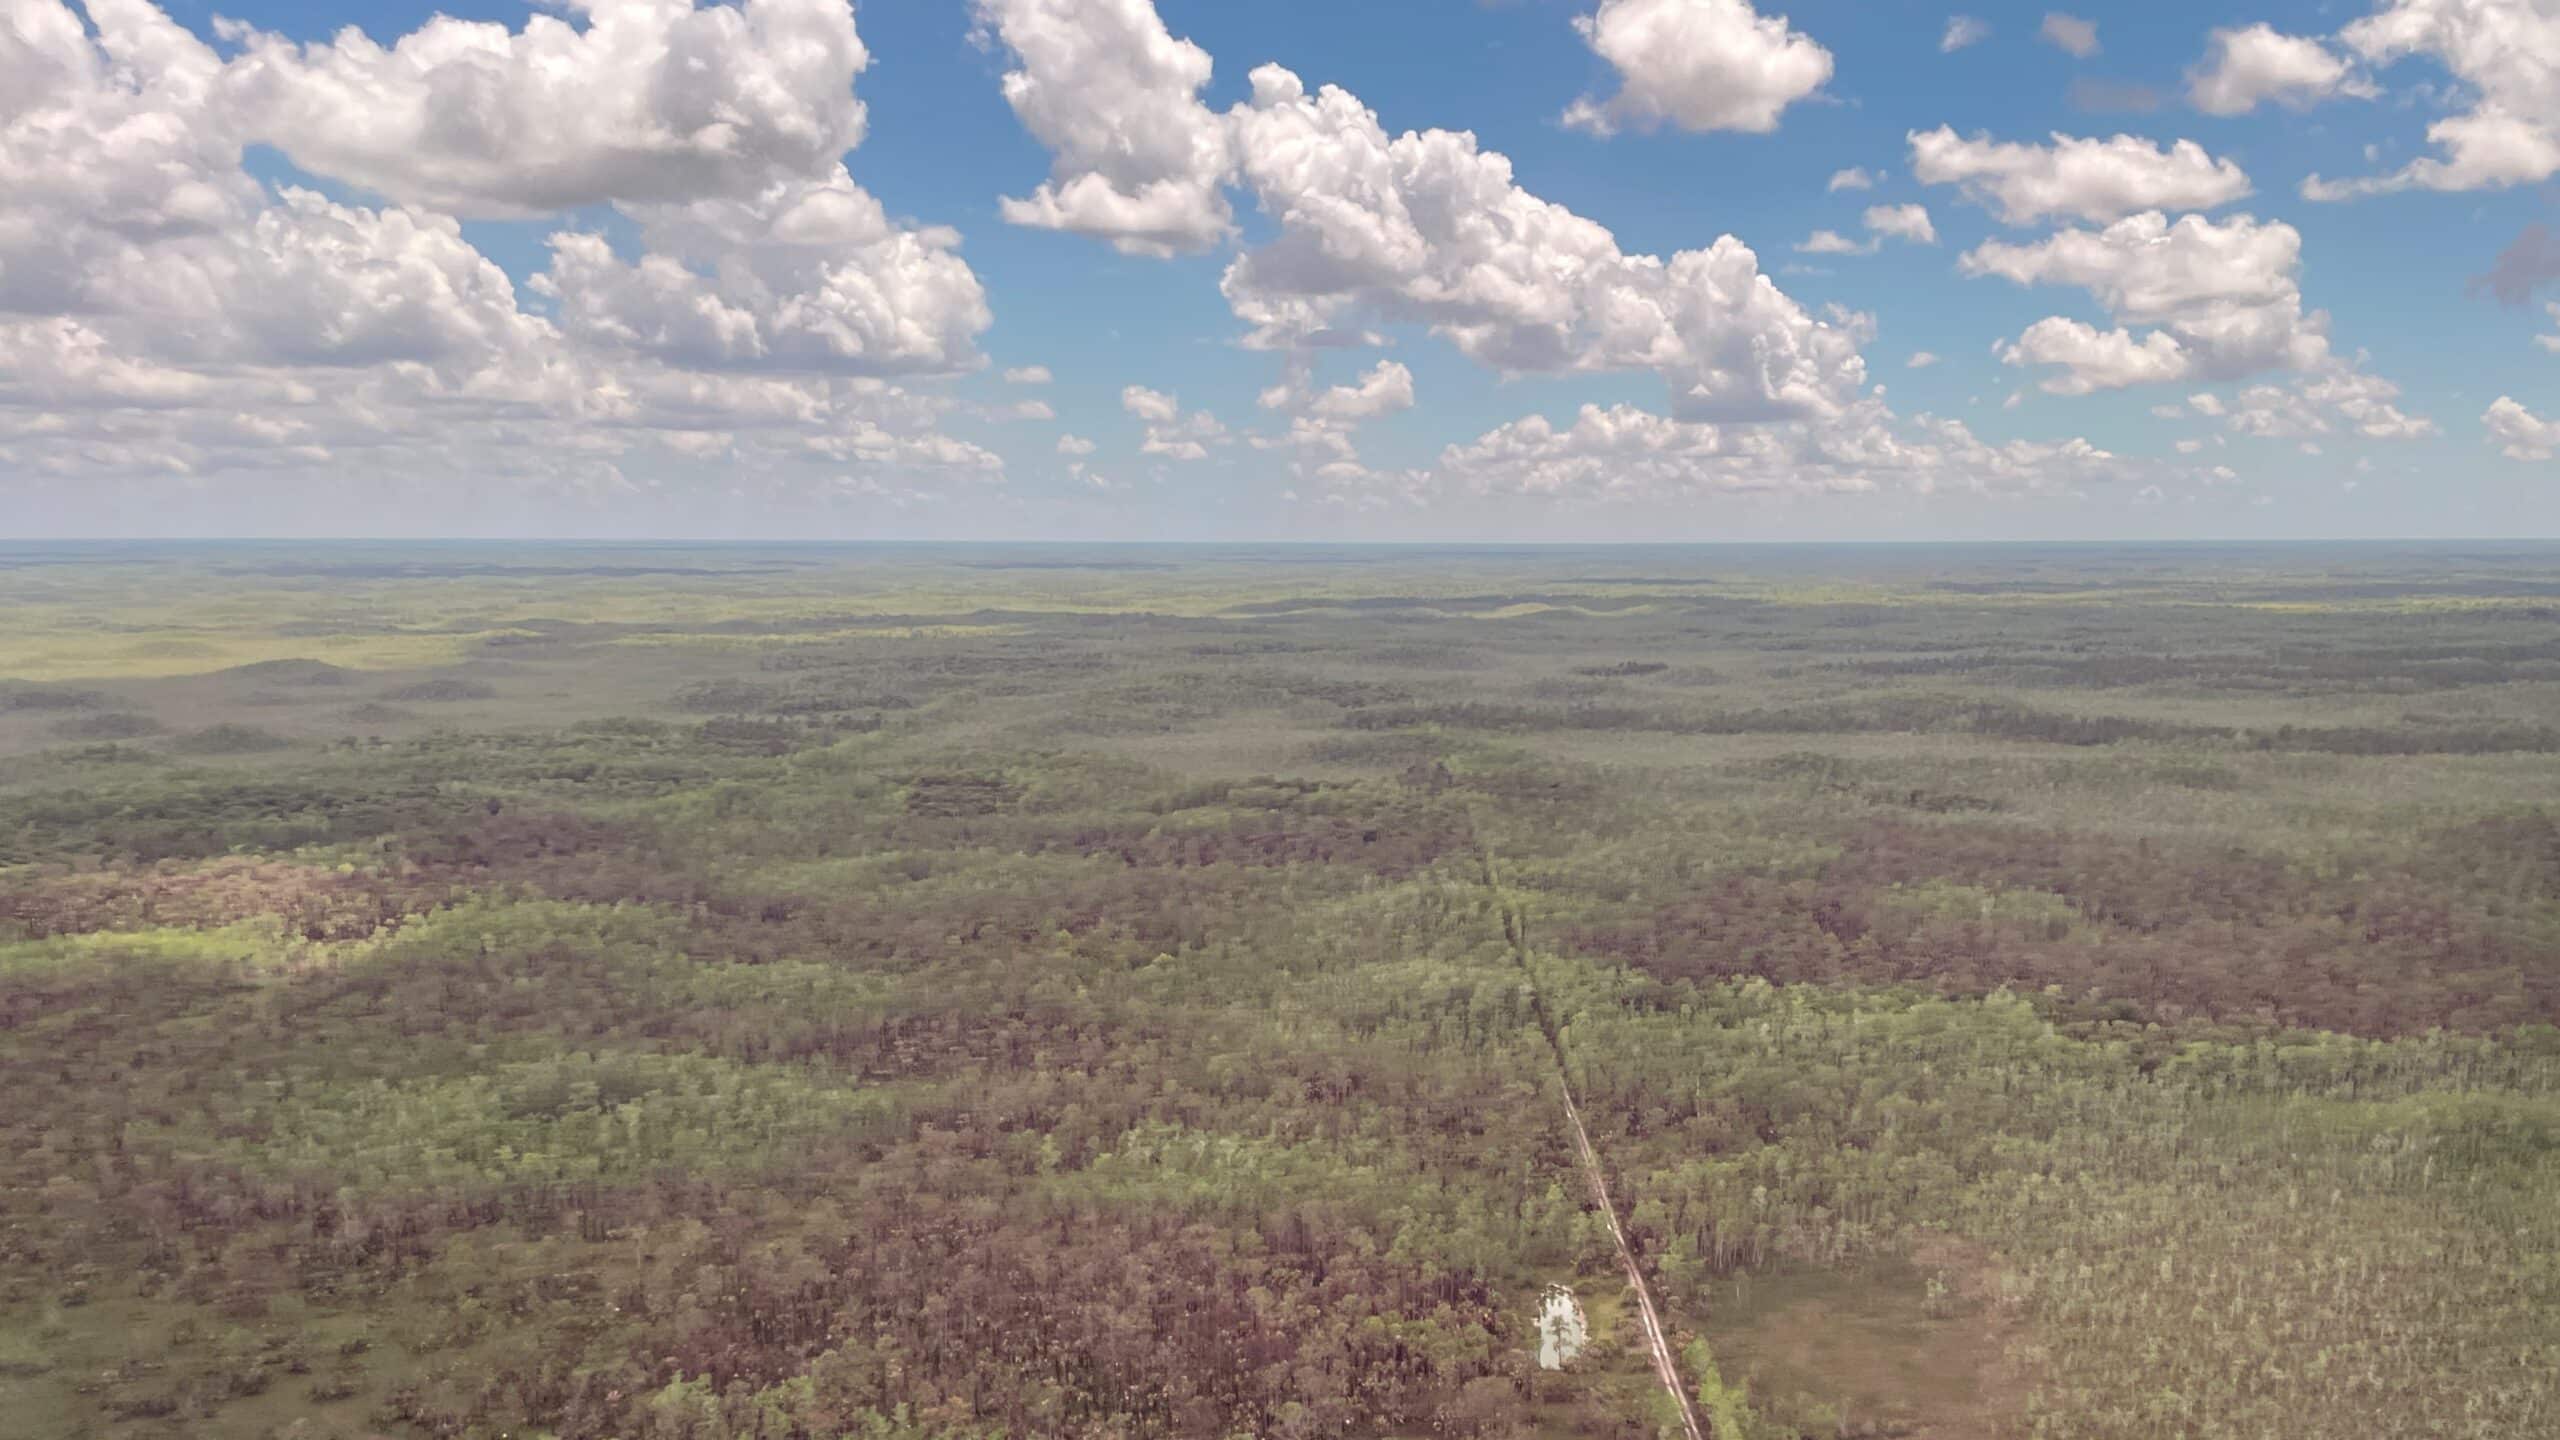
[1476, 838, 1706, 1440]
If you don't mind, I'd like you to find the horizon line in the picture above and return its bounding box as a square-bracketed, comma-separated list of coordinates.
[6, 535, 2560, 548]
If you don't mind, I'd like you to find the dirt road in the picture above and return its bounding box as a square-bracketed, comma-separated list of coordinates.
[1550, 1030, 1706, 1440]
[1481, 840, 1705, 1440]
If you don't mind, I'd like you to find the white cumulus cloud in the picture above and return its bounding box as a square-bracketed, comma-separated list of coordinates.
[1224, 66, 1872, 422]
[1561, 0, 1834, 136]
[2224, 371, 2436, 440]
[970, 0, 1236, 255]
[972, 0, 2141, 507]
[534, 177, 990, 377]
[1435, 401, 2128, 501]
[2186, 24, 2372, 116]
[1909, 127, 2251, 225]
[0, 0, 1000, 489]
[1864, 203, 1939, 245]
[1308, 360, 1417, 421]
[1963, 211, 2332, 390]
[1797, 230, 1875, 255]
[1122, 384, 1225, 459]
[216, 0, 875, 218]
[1999, 319, 2192, 393]
[1249, 358, 1416, 487]
[2307, 0, 2560, 198]
[2484, 396, 2560, 458]
[1121, 385, 1181, 424]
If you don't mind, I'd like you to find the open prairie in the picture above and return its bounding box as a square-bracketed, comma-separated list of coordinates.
[2, 541, 2555, 1439]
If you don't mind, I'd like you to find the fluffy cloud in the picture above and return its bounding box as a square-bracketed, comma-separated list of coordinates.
[1941, 16, 1990, 52]
[0, 319, 212, 408]
[1246, 359, 1415, 488]
[36, 185, 547, 380]
[1437, 404, 1853, 498]
[2306, 0, 2560, 197]
[534, 178, 989, 376]
[1224, 67, 1870, 421]
[1790, 206, 1928, 260]
[2040, 13, 2100, 57]
[1434, 400, 2127, 500]
[978, 0, 2130, 503]
[1056, 431, 1096, 455]
[1122, 384, 1225, 459]
[1308, 360, 1416, 421]
[216, 0, 873, 217]
[1560, 0, 1833, 136]
[1863, 203, 1939, 244]
[1797, 230, 1874, 255]
[1141, 427, 1220, 462]
[801, 421, 1005, 473]
[1964, 213, 2306, 332]
[2145, 366, 2433, 452]
[971, 0, 1235, 255]
[2186, 24, 2370, 115]
[1004, 365, 1054, 384]
[1907, 351, 1941, 368]
[971, 2, 1871, 427]
[1121, 385, 1181, 424]
[2220, 370, 2437, 440]
[0, 0, 999, 487]
[1964, 212, 2337, 391]
[1, 0, 255, 315]
[2484, 396, 2560, 459]
[1998, 319, 2192, 393]
[0, 3, 543, 379]
[1828, 167, 1877, 191]
[1909, 127, 2251, 225]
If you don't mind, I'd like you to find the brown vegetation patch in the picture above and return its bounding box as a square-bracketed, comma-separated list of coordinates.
[1024, 812, 1466, 878]
[1571, 819, 2559, 1035]
[1712, 1244, 2024, 1440]
[170, 723, 294, 755]
[378, 678, 500, 703]
[2423, 809, 2560, 900]
[901, 773, 1024, 817]
[397, 807, 637, 874]
[46, 711, 163, 741]
[0, 857, 417, 941]
[620, 1199, 1514, 1437]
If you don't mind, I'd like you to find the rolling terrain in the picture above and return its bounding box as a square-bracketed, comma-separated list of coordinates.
[2, 542, 2555, 1439]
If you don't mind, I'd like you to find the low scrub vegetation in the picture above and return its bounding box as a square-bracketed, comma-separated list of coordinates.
[1, 542, 2553, 1438]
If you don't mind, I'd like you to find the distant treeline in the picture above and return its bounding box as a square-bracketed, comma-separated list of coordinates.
[1341, 695, 2560, 754]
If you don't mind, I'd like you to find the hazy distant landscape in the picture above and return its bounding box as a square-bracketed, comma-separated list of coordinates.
[13, 0, 2560, 1427]
[1, 542, 2552, 1438]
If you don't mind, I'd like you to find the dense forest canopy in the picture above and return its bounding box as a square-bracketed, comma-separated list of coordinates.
[1, 541, 2554, 1439]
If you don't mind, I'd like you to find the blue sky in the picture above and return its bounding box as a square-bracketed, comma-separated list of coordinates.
[3, 0, 2555, 539]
